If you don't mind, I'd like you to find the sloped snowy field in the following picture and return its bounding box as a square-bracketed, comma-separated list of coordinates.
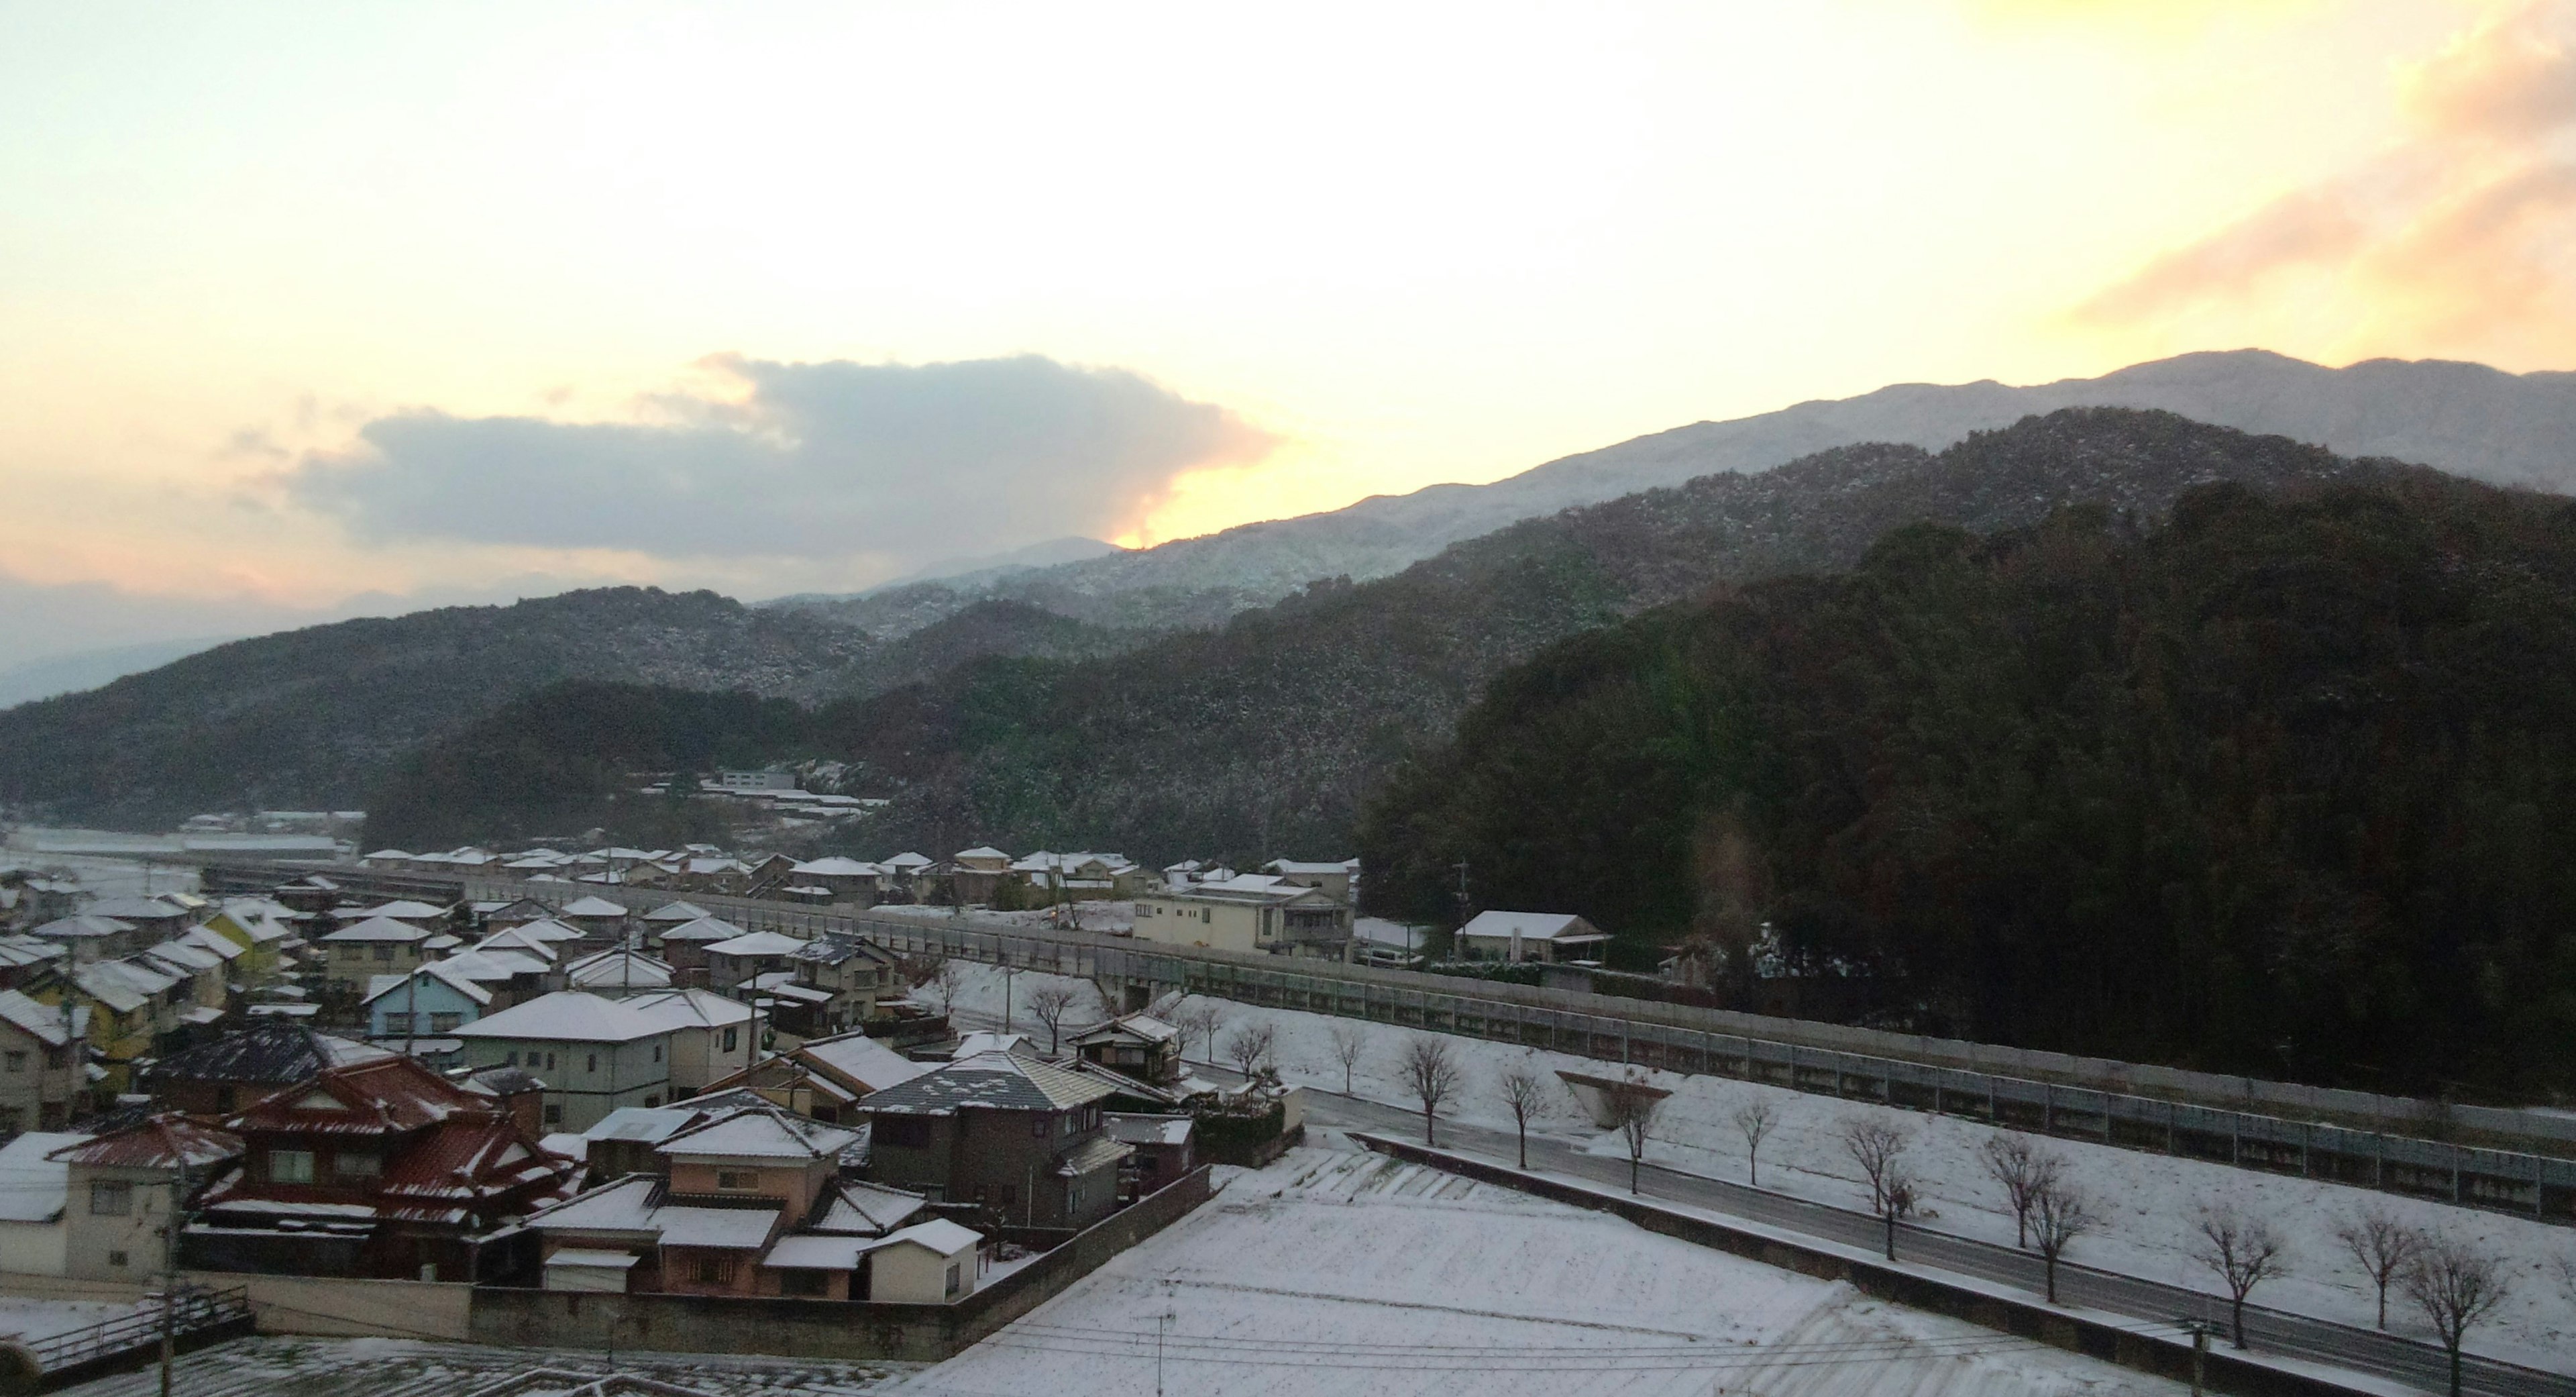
[945, 961, 2576, 1367]
[53, 1335, 903, 1397]
[900, 1147, 2183, 1397]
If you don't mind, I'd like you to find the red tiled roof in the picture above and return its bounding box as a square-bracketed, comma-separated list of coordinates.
[229, 1055, 489, 1136]
[49, 1114, 243, 1170]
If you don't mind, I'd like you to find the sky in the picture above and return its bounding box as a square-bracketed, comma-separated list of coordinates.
[6, 0, 2576, 664]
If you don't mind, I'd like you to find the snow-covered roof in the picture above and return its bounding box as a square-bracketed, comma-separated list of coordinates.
[563, 950, 674, 990]
[1069, 1015, 1179, 1048]
[1457, 911, 1607, 943]
[881, 852, 933, 870]
[1265, 859, 1354, 875]
[863, 1217, 980, 1258]
[433, 949, 551, 982]
[864, 1051, 1116, 1115]
[144, 939, 223, 973]
[450, 991, 671, 1044]
[953, 1031, 1035, 1059]
[0, 988, 79, 1047]
[659, 1106, 857, 1161]
[545, 1247, 637, 1270]
[182, 926, 246, 961]
[31, 914, 136, 941]
[1105, 1113, 1194, 1147]
[528, 1174, 663, 1236]
[85, 896, 191, 921]
[953, 846, 1008, 861]
[654, 915, 750, 943]
[361, 961, 494, 1007]
[624, 988, 755, 1031]
[319, 916, 435, 943]
[356, 900, 450, 921]
[0, 1132, 87, 1222]
[762, 1234, 867, 1270]
[704, 930, 806, 958]
[557, 896, 630, 918]
[582, 1107, 705, 1145]
[1352, 917, 1428, 950]
[657, 1204, 780, 1250]
[810, 1180, 926, 1236]
[509, 919, 589, 943]
[794, 1032, 930, 1093]
[788, 857, 879, 877]
[470, 929, 563, 963]
[639, 900, 713, 923]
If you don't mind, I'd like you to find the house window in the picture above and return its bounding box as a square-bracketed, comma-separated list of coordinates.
[89, 1181, 132, 1215]
[716, 1169, 755, 1191]
[108, 1250, 128, 1268]
[643, 1095, 659, 1108]
[373, 945, 394, 962]
[504, 1051, 519, 1067]
[944, 1261, 961, 1298]
[877, 1116, 929, 1149]
[269, 1150, 315, 1184]
[543, 1104, 564, 1125]
[721, 1027, 738, 1053]
[779, 1270, 828, 1298]
[1030, 1115, 1049, 1139]
[652, 1045, 662, 1063]
[691, 1254, 735, 1286]
[3, 1051, 22, 1073]
[382, 1013, 413, 1035]
[215, 1086, 237, 1113]
[334, 1151, 380, 1178]
[586, 1054, 598, 1074]
[429, 1013, 462, 1033]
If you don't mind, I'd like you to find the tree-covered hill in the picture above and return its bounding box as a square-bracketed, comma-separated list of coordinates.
[371, 410, 2401, 861]
[1359, 474, 2576, 1097]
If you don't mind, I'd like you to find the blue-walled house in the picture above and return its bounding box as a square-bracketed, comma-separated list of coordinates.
[363, 961, 494, 1040]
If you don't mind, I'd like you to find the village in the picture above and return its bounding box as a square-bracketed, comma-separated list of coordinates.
[0, 815, 2568, 1397]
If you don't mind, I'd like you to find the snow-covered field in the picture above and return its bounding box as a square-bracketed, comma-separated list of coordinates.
[54, 1335, 904, 1397]
[0, 1297, 159, 1344]
[946, 961, 2576, 1368]
[900, 1147, 2186, 1397]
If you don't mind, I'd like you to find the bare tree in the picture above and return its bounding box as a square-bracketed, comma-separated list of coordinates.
[1979, 1133, 2060, 1250]
[1496, 1064, 1549, 1170]
[1223, 1023, 1277, 1079]
[1328, 1022, 1371, 1095]
[1171, 1001, 1226, 1063]
[2332, 1206, 2423, 1331]
[2402, 1233, 2513, 1397]
[2027, 1175, 2096, 1304]
[1398, 1037, 1463, 1148]
[915, 956, 963, 1016]
[1731, 1098, 1778, 1188]
[2190, 1202, 2290, 1350]
[1605, 1078, 1662, 1194]
[1839, 1118, 1915, 1260]
[1026, 984, 1083, 1055]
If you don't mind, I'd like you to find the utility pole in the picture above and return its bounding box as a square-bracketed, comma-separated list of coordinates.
[999, 962, 1020, 1032]
[2190, 1321, 2208, 1397]
[158, 1157, 195, 1397]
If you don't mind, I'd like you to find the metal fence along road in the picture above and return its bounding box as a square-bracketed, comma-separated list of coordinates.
[201, 861, 2576, 1226]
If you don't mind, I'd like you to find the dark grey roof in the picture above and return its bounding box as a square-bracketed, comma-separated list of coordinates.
[791, 935, 899, 968]
[144, 1021, 386, 1087]
[861, 1051, 1115, 1115]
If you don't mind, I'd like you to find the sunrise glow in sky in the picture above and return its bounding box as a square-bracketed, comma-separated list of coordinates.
[6, 1, 2576, 659]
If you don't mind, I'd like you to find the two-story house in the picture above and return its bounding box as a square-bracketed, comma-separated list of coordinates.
[649, 915, 749, 983]
[1132, 874, 1353, 960]
[28, 914, 148, 965]
[0, 990, 86, 1132]
[362, 960, 494, 1040]
[774, 936, 899, 1040]
[1067, 1015, 1183, 1086]
[859, 1051, 1128, 1233]
[144, 1020, 392, 1116]
[315, 916, 438, 992]
[623, 988, 761, 1096]
[702, 930, 806, 996]
[563, 949, 675, 996]
[450, 991, 678, 1131]
[184, 1054, 578, 1282]
[553, 896, 633, 947]
[697, 1027, 929, 1125]
[51, 1115, 244, 1282]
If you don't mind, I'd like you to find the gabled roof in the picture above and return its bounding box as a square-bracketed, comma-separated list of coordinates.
[790, 935, 898, 968]
[658, 1204, 781, 1250]
[557, 896, 630, 918]
[356, 900, 451, 921]
[659, 1105, 858, 1161]
[229, 1054, 492, 1135]
[144, 939, 223, 974]
[182, 926, 246, 961]
[148, 1021, 392, 1086]
[1457, 911, 1605, 943]
[863, 1217, 980, 1257]
[563, 949, 674, 990]
[0, 988, 80, 1047]
[471, 928, 564, 963]
[953, 846, 1009, 861]
[810, 1180, 926, 1235]
[319, 916, 435, 943]
[704, 930, 805, 958]
[623, 987, 756, 1031]
[881, 852, 933, 870]
[31, 913, 136, 941]
[360, 961, 494, 1007]
[581, 1106, 709, 1145]
[509, 918, 589, 942]
[50, 1115, 241, 1170]
[792, 1031, 930, 1094]
[450, 991, 669, 1044]
[1068, 1014, 1179, 1048]
[639, 900, 713, 923]
[431, 949, 551, 982]
[654, 916, 749, 943]
[85, 896, 192, 920]
[0, 1132, 87, 1222]
[863, 1051, 1116, 1115]
[788, 857, 879, 877]
[527, 1173, 664, 1237]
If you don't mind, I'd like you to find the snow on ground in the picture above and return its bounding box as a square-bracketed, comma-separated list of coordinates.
[0, 1297, 157, 1344]
[945, 960, 2576, 1367]
[900, 1145, 2184, 1397]
[53, 1335, 905, 1397]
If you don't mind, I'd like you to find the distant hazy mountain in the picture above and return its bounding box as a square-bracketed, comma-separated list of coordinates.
[808, 351, 2576, 637]
[0, 636, 232, 708]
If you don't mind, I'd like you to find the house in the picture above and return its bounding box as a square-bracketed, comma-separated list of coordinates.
[649, 915, 749, 981]
[53, 1116, 244, 1282]
[0, 935, 66, 991]
[199, 900, 301, 980]
[342, 900, 453, 930]
[471, 925, 570, 968]
[362, 960, 493, 1040]
[529, 1103, 969, 1302]
[28, 914, 146, 964]
[698, 1027, 928, 1125]
[451, 991, 678, 1131]
[1454, 911, 1611, 964]
[1352, 916, 1431, 968]
[1067, 1015, 1183, 1087]
[0, 989, 87, 1131]
[553, 896, 632, 945]
[421, 947, 553, 1010]
[82, 896, 197, 943]
[140, 937, 229, 1017]
[0, 1131, 89, 1275]
[779, 935, 900, 1037]
[623, 988, 761, 1096]
[1263, 858, 1357, 903]
[315, 916, 439, 990]
[703, 929, 806, 995]
[183, 1055, 578, 1282]
[475, 898, 557, 930]
[1104, 1114, 1195, 1202]
[860, 1051, 1128, 1232]
[563, 949, 675, 996]
[639, 900, 714, 929]
[55, 957, 189, 1089]
[143, 1021, 393, 1117]
[1132, 875, 1353, 959]
[947, 848, 1012, 904]
[784, 858, 880, 902]
[573, 1105, 709, 1180]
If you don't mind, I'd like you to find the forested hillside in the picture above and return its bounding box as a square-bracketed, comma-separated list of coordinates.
[1360, 475, 2576, 1096]
[372, 411, 2394, 858]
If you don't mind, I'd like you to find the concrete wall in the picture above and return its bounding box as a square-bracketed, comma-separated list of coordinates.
[181, 1272, 476, 1340]
[0, 1223, 64, 1280]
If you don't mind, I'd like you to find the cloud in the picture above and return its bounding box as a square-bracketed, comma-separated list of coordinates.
[2076, 2, 2576, 362]
[287, 354, 1279, 565]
